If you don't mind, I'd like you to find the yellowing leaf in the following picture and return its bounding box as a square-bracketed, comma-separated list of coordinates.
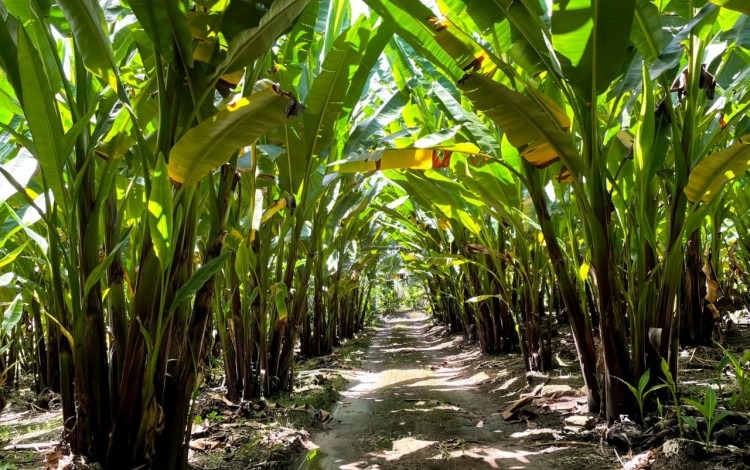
[330, 145, 485, 173]
[685, 135, 750, 202]
[169, 80, 298, 185]
[709, 0, 750, 15]
[273, 282, 289, 321]
[578, 260, 590, 282]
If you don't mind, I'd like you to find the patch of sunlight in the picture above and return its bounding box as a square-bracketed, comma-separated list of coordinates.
[439, 445, 564, 469]
[408, 371, 489, 388]
[555, 18, 593, 66]
[343, 368, 432, 396]
[381, 339, 457, 353]
[382, 313, 429, 324]
[369, 437, 436, 462]
[389, 404, 461, 413]
[339, 461, 380, 469]
[510, 427, 559, 439]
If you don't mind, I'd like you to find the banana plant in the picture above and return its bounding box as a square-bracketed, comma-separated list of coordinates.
[0, 0, 309, 467]
[361, 0, 750, 421]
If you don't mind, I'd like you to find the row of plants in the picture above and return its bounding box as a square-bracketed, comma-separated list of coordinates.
[332, 0, 750, 422]
[1, 0, 750, 467]
[0, 0, 395, 467]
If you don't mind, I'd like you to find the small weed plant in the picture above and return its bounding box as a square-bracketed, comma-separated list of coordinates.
[682, 387, 729, 449]
[719, 348, 750, 411]
[660, 358, 685, 436]
[616, 368, 667, 423]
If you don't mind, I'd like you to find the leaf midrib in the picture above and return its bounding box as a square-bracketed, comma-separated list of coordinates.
[176, 90, 281, 185]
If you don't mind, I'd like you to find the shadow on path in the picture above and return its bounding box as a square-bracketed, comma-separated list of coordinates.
[298, 311, 567, 469]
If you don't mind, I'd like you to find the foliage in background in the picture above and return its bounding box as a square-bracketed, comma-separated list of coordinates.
[1, 0, 750, 467]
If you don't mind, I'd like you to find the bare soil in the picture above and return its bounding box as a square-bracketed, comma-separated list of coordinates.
[3, 310, 749, 469]
[296, 311, 615, 469]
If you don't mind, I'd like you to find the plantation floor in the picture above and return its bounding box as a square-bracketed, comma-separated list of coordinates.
[4, 312, 748, 469]
[297, 310, 614, 469]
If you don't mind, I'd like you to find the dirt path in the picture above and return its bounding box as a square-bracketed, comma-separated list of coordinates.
[299, 311, 600, 469]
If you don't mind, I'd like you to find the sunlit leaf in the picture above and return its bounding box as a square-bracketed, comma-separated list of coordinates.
[169, 80, 298, 185]
[1, 293, 23, 333]
[212, 0, 310, 78]
[0, 149, 37, 204]
[552, 0, 636, 96]
[685, 135, 750, 202]
[17, 25, 66, 208]
[148, 153, 173, 271]
[709, 0, 750, 15]
[56, 0, 119, 88]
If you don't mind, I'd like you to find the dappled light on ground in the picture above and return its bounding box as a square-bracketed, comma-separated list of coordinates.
[299, 311, 598, 469]
[439, 445, 562, 468]
[368, 436, 436, 461]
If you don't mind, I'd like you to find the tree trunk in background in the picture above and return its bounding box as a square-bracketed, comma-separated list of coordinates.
[525, 164, 601, 413]
[156, 162, 235, 469]
[224, 269, 243, 402]
[31, 298, 48, 394]
[682, 230, 708, 345]
[524, 286, 543, 371]
[594, 249, 633, 421]
[105, 196, 128, 416]
[74, 106, 112, 461]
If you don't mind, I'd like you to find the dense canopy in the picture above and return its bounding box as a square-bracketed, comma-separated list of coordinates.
[1, 0, 750, 468]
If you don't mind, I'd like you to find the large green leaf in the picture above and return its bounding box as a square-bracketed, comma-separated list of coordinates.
[128, 0, 194, 67]
[219, 0, 264, 43]
[460, 73, 583, 175]
[17, 25, 67, 208]
[343, 90, 409, 156]
[431, 81, 495, 153]
[170, 251, 232, 313]
[440, 0, 549, 75]
[409, 171, 484, 235]
[710, 0, 750, 15]
[274, 1, 320, 195]
[651, 4, 718, 79]
[0, 149, 38, 204]
[363, 0, 464, 82]
[304, 16, 371, 156]
[386, 170, 483, 236]
[275, 119, 307, 195]
[277, 0, 319, 94]
[149, 153, 173, 271]
[456, 158, 521, 212]
[552, 0, 637, 97]
[685, 135, 750, 202]
[338, 22, 395, 142]
[1, 293, 23, 333]
[390, 13, 580, 176]
[0, 7, 22, 104]
[0, 242, 28, 269]
[56, 0, 118, 88]
[169, 80, 297, 185]
[631, 0, 663, 63]
[212, 0, 310, 79]
[83, 237, 129, 297]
